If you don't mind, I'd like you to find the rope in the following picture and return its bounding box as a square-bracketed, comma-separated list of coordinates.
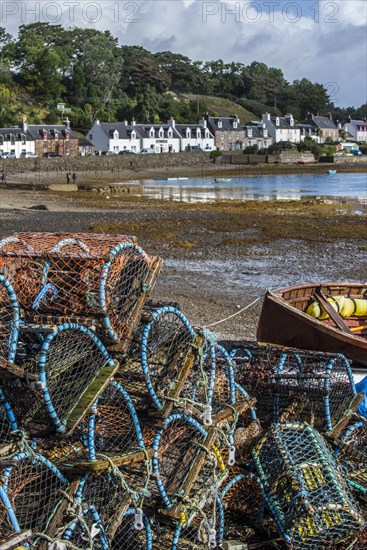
[203, 297, 260, 328]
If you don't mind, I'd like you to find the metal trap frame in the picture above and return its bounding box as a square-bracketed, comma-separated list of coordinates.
[0, 323, 118, 436]
[116, 306, 199, 420]
[253, 422, 365, 549]
[229, 345, 360, 434]
[0, 233, 159, 344]
[0, 451, 68, 545]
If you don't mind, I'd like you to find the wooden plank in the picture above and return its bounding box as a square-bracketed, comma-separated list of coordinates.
[0, 531, 33, 550]
[59, 448, 154, 475]
[37, 480, 80, 550]
[168, 427, 218, 517]
[213, 398, 257, 428]
[64, 360, 120, 436]
[314, 288, 352, 334]
[106, 493, 132, 539]
[149, 336, 202, 420]
[0, 357, 38, 382]
[330, 393, 364, 438]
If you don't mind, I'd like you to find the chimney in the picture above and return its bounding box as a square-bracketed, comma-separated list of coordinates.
[22, 116, 28, 133]
[65, 117, 70, 130]
[123, 120, 128, 126]
[199, 118, 207, 128]
[96, 119, 100, 125]
[328, 112, 332, 121]
[168, 116, 176, 128]
[131, 117, 136, 126]
[337, 122, 342, 129]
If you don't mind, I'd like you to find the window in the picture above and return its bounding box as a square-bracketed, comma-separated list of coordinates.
[43, 130, 48, 141]
[218, 121, 222, 128]
[186, 128, 191, 139]
[10, 135, 15, 145]
[54, 130, 59, 141]
[21, 134, 26, 145]
[65, 131, 70, 142]
[131, 130, 136, 139]
[168, 128, 173, 138]
[276, 117, 280, 126]
[247, 129, 252, 138]
[149, 128, 155, 138]
[263, 129, 268, 138]
[196, 128, 201, 138]
[233, 121, 237, 128]
[159, 127, 164, 138]
[0, 135, 4, 145]
[205, 131, 209, 139]
[113, 130, 119, 140]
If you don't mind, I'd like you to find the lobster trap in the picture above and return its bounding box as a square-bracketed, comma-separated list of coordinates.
[229, 345, 359, 434]
[57, 381, 152, 490]
[0, 232, 159, 343]
[0, 323, 117, 435]
[253, 422, 365, 548]
[152, 413, 230, 518]
[334, 417, 367, 501]
[0, 451, 68, 544]
[117, 306, 197, 417]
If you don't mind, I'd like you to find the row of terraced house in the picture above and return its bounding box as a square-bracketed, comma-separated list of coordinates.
[1, 114, 366, 158]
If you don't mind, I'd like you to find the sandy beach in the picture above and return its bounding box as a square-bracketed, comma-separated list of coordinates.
[1, 185, 366, 342]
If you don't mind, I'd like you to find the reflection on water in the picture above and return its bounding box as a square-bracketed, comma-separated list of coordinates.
[143, 172, 367, 203]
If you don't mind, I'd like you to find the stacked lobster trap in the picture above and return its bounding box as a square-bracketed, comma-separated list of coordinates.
[0, 231, 365, 549]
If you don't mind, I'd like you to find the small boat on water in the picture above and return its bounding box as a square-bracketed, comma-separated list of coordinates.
[214, 178, 232, 183]
[257, 283, 367, 367]
[327, 170, 337, 175]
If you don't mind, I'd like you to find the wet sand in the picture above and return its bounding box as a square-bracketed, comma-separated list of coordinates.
[1, 186, 366, 342]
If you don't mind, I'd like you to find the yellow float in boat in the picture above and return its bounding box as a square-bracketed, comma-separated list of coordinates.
[306, 295, 367, 319]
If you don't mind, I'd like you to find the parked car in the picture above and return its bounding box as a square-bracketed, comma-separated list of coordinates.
[118, 150, 136, 155]
[42, 152, 62, 158]
[351, 149, 362, 156]
[1, 152, 17, 159]
[20, 152, 38, 158]
[140, 148, 156, 154]
[100, 151, 117, 155]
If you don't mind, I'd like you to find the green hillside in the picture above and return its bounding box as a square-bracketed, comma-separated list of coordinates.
[183, 94, 256, 123]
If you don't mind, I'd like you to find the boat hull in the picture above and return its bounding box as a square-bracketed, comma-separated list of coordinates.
[257, 286, 367, 368]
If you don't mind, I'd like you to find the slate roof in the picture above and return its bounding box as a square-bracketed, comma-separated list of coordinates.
[347, 119, 367, 129]
[207, 116, 240, 132]
[0, 125, 78, 140]
[309, 116, 337, 129]
[174, 124, 213, 138]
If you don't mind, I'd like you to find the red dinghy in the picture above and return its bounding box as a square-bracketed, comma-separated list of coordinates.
[257, 283, 367, 368]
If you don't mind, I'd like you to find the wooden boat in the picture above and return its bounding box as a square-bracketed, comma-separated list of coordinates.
[257, 283, 367, 367]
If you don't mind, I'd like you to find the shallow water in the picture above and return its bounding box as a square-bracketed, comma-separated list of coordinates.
[143, 172, 367, 203]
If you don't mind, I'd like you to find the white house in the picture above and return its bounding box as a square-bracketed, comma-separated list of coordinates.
[0, 127, 34, 157]
[174, 118, 215, 151]
[261, 113, 301, 144]
[86, 120, 141, 153]
[296, 123, 321, 143]
[136, 122, 181, 153]
[342, 119, 367, 142]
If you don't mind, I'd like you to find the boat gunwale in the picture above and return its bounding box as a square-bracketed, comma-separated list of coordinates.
[264, 284, 367, 346]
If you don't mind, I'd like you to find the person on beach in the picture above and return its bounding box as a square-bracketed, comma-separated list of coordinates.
[72, 172, 77, 183]
[1, 171, 7, 184]
[66, 172, 70, 184]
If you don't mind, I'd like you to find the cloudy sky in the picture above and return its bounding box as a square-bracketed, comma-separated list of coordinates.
[1, 0, 366, 106]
